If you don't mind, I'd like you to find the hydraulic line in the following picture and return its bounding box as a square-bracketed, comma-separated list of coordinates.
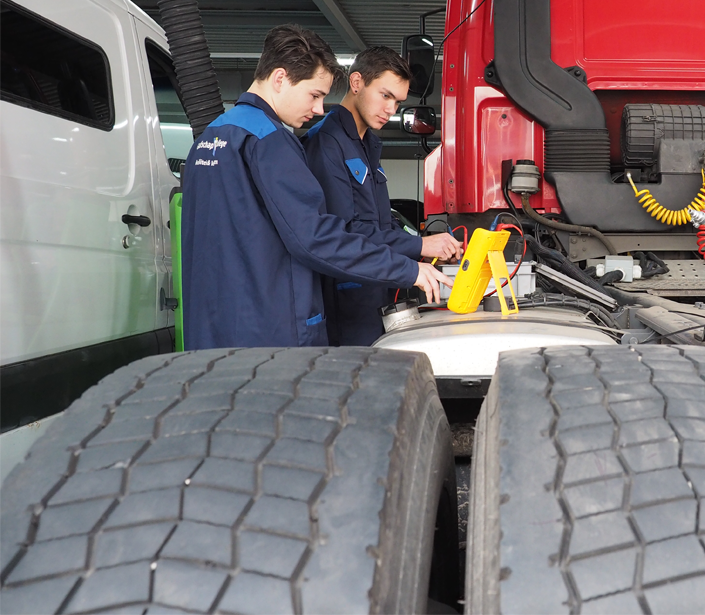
[520, 193, 617, 255]
[626, 169, 705, 226]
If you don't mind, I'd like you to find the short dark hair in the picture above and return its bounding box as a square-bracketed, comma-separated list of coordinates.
[349, 46, 413, 85]
[254, 24, 344, 85]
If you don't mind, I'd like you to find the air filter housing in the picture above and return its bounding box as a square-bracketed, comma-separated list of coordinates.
[621, 104, 705, 175]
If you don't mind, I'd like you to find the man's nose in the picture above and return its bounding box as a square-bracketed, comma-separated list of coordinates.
[313, 99, 325, 116]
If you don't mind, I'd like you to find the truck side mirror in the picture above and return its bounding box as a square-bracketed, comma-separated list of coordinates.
[402, 34, 435, 98]
[400, 106, 436, 135]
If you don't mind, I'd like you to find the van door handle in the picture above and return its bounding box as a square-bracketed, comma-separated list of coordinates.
[121, 214, 151, 227]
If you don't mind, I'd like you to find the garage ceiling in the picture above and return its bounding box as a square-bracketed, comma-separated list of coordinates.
[134, 0, 447, 72]
[133, 0, 445, 156]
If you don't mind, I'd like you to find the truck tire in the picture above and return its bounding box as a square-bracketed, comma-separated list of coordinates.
[466, 344, 705, 614]
[0, 347, 458, 614]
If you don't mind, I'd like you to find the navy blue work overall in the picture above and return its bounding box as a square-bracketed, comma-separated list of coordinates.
[181, 94, 417, 349]
[302, 105, 423, 346]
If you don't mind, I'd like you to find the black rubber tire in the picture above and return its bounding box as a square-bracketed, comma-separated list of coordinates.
[466, 344, 705, 614]
[0, 347, 458, 614]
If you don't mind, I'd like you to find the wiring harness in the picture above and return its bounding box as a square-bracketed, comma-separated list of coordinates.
[514, 292, 619, 331]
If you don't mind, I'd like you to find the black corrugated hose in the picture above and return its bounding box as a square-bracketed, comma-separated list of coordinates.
[597, 270, 624, 286]
[157, 0, 224, 140]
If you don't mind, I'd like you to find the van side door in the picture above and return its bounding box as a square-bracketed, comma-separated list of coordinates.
[130, 15, 191, 330]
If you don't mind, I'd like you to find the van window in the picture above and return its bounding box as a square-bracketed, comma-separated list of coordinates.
[0, 0, 113, 129]
[146, 42, 191, 177]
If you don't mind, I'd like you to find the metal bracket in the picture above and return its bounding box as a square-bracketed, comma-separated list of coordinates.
[564, 65, 588, 85]
[160, 287, 178, 312]
[484, 60, 502, 88]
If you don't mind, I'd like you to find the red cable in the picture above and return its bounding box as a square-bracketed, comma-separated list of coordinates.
[452, 225, 468, 251]
[697, 228, 705, 259]
[484, 224, 526, 298]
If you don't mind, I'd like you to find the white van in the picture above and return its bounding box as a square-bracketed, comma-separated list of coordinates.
[0, 0, 191, 431]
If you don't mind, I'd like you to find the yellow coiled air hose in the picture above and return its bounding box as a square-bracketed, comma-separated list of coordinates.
[627, 169, 705, 226]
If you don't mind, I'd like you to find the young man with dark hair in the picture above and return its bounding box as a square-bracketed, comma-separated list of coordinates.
[182, 26, 452, 349]
[302, 46, 462, 346]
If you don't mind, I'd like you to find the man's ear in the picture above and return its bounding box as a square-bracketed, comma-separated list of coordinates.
[271, 68, 288, 93]
[349, 71, 364, 94]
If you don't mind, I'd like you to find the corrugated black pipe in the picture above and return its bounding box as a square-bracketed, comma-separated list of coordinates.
[492, 0, 610, 175]
[492, 0, 606, 132]
[157, 0, 224, 140]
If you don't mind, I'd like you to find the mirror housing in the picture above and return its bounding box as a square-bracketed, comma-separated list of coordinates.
[400, 106, 437, 136]
[402, 34, 435, 98]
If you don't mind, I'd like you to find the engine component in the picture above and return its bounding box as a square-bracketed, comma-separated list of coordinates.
[626, 169, 705, 226]
[594, 260, 643, 281]
[622, 104, 705, 174]
[509, 160, 540, 194]
[520, 193, 617, 255]
[490, 1, 704, 233]
[534, 263, 618, 310]
[507, 160, 618, 254]
[525, 235, 610, 295]
[636, 306, 705, 345]
[379, 299, 421, 332]
[604, 255, 634, 282]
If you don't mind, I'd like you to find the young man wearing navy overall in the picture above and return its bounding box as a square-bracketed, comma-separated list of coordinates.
[302, 47, 462, 346]
[181, 27, 452, 349]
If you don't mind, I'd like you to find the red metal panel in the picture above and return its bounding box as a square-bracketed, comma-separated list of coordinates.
[424, 145, 444, 214]
[552, 0, 705, 85]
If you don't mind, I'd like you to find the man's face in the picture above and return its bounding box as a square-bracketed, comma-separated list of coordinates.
[355, 70, 409, 131]
[277, 67, 334, 128]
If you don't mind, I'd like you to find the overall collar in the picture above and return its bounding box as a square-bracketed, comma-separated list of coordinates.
[331, 105, 382, 158]
[333, 104, 363, 142]
[236, 92, 282, 126]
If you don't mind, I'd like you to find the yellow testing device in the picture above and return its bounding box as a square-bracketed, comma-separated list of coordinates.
[447, 228, 519, 315]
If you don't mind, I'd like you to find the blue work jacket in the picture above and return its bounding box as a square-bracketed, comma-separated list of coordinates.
[302, 105, 423, 346]
[181, 93, 418, 349]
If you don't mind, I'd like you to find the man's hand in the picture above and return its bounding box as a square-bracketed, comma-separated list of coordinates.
[420, 233, 463, 261]
[414, 263, 454, 305]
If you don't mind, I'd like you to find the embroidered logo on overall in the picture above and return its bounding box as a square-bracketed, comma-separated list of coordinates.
[197, 137, 228, 155]
[195, 137, 228, 166]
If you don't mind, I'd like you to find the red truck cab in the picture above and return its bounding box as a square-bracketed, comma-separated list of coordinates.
[424, 0, 705, 265]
